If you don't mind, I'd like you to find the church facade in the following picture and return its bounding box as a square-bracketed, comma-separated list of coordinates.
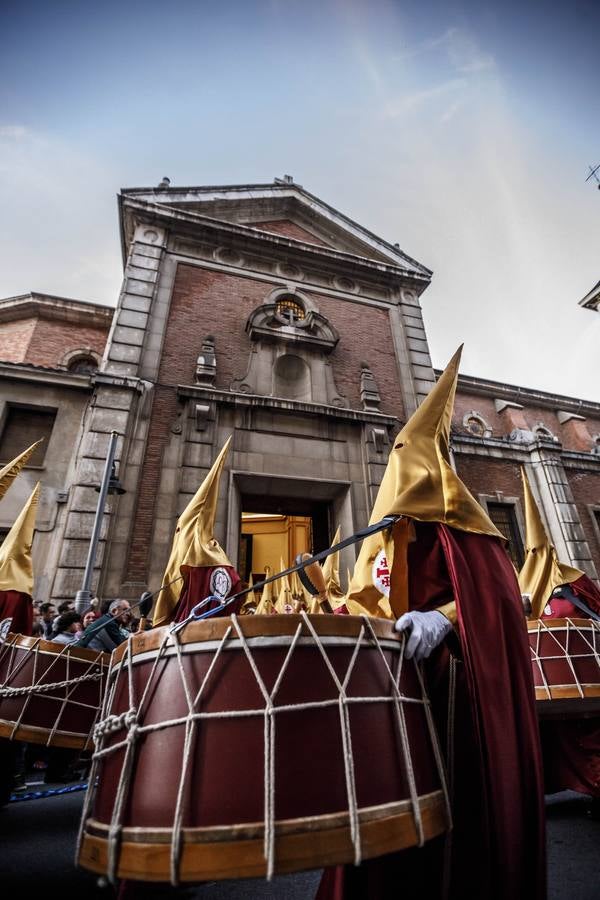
[1, 179, 598, 602]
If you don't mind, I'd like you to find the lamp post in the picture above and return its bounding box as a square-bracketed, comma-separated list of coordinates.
[74, 431, 126, 614]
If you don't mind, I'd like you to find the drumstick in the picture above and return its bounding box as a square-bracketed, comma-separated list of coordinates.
[295, 553, 334, 613]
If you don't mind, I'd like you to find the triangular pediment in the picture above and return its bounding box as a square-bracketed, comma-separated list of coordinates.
[120, 182, 431, 275]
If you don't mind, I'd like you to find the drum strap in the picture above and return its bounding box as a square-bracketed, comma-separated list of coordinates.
[172, 515, 401, 628]
[558, 585, 600, 622]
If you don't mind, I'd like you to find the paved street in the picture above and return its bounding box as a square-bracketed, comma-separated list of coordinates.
[0, 788, 598, 898]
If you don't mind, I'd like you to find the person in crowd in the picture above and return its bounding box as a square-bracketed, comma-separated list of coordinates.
[50, 611, 82, 644]
[38, 602, 56, 639]
[52, 599, 75, 627]
[77, 599, 133, 652]
[81, 607, 99, 629]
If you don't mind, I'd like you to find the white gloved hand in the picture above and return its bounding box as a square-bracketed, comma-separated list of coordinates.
[394, 610, 453, 661]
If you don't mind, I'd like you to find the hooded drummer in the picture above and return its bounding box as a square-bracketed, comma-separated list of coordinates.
[152, 436, 243, 627]
[317, 348, 545, 900]
[519, 467, 600, 817]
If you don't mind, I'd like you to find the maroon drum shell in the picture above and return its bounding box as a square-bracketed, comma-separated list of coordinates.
[80, 615, 448, 881]
[528, 618, 600, 718]
[0, 633, 109, 748]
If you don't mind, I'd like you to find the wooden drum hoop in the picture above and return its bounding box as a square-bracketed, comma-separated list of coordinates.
[78, 612, 451, 884]
[528, 617, 600, 718]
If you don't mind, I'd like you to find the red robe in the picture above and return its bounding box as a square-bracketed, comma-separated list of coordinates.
[172, 565, 243, 622]
[540, 574, 600, 799]
[0, 590, 33, 636]
[317, 522, 545, 900]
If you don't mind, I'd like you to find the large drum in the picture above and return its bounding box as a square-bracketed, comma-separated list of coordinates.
[78, 613, 450, 884]
[0, 633, 110, 749]
[528, 618, 600, 718]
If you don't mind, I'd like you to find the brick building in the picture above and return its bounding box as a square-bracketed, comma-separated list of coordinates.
[1, 180, 598, 602]
[0, 292, 112, 602]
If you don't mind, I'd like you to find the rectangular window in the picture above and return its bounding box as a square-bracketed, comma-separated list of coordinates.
[0, 406, 57, 466]
[486, 502, 525, 569]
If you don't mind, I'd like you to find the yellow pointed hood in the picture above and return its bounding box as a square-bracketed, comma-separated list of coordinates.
[241, 572, 255, 611]
[154, 437, 233, 625]
[255, 566, 275, 614]
[322, 526, 342, 596]
[347, 347, 502, 616]
[274, 558, 292, 612]
[518, 468, 582, 618]
[0, 483, 40, 595]
[0, 441, 43, 502]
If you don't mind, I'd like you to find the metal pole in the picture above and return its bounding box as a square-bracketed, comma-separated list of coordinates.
[74, 431, 119, 614]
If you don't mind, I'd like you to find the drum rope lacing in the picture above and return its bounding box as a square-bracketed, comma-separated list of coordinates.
[530, 618, 600, 700]
[78, 612, 452, 886]
[0, 635, 108, 747]
[0, 669, 103, 698]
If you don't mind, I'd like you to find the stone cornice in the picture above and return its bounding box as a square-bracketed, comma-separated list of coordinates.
[579, 279, 600, 311]
[0, 293, 113, 328]
[92, 372, 149, 392]
[119, 197, 431, 291]
[176, 384, 400, 428]
[452, 433, 600, 468]
[438, 371, 600, 417]
[0, 361, 94, 390]
[560, 450, 600, 472]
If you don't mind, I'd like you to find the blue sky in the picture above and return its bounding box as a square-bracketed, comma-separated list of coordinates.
[1, 0, 598, 399]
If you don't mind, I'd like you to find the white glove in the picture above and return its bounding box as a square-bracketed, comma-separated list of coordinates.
[394, 610, 453, 661]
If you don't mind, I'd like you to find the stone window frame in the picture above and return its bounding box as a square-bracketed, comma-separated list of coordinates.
[592, 433, 600, 456]
[264, 286, 318, 322]
[61, 347, 102, 373]
[0, 400, 58, 468]
[462, 410, 492, 438]
[533, 421, 557, 442]
[588, 504, 600, 552]
[478, 492, 526, 562]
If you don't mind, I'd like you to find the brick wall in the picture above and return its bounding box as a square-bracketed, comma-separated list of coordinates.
[0, 316, 109, 368]
[158, 264, 404, 416]
[455, 454, 524, 501]
[248, 220, 331, 247]
[26, 318, 108, 367]
[567, 470, 600, 575]
[313, 292, 404, 418]
[0, 318, 37, 362]
[454, 389, 600, 453]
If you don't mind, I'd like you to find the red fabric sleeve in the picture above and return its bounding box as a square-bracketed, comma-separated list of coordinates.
[0, 590, 33, 636]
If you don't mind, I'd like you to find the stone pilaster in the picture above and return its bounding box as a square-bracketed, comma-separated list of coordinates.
[529, 444, 599, 579]
[103, 224, 168, 378]
[389, 287, 435, 419]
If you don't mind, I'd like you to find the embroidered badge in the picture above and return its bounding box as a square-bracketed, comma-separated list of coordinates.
[372, 549, 391, 597]
[210, 567, 232, 600]
[0, 618, 12, 643]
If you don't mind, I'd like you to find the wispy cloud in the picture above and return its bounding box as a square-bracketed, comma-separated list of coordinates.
[439, 99, 464, 124]
[0, 125, 30, 140]
[394, 26, 495, 75]
[384, 78, 466, 118]
[444, 28, 495, 74]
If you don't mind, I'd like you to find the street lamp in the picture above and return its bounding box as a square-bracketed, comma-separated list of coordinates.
[74, 431, 126, 614]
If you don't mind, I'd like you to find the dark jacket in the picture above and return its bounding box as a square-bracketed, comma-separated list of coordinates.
[76, 614, 128, 652]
